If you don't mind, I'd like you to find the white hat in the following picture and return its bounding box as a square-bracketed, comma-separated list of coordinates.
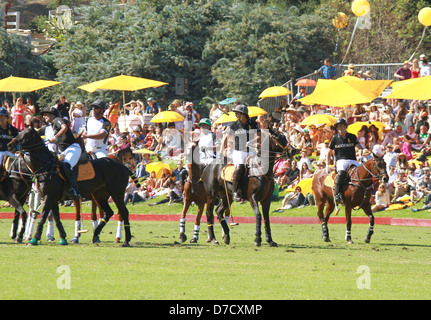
[372, 144, 385, 157]
[420, 54, 426, 59]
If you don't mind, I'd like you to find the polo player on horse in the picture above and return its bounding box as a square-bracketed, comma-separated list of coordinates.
[222, 104, 260, 202]
[326, 118, 363, 204]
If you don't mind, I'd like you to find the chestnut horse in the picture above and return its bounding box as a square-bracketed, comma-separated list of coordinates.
[312, 154, 388, 244]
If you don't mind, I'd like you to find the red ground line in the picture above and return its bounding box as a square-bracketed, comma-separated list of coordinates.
[0, 212, 429, 227]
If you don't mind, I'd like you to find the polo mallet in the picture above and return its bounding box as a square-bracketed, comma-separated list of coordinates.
[223, 173, 239, 226]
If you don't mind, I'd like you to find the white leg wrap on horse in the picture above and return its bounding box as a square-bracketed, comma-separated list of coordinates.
[192, 224, 200, 239]
[179, 218, 186, 233]
[116, 221, 123, 239]
[74, 220, 81, 237]
[47, 221, 54, 238]
[91, 220, 98, 230]
[25, 217, 36, 240]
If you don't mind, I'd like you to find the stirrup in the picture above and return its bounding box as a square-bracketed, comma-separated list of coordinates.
[334, 193, 343, 204]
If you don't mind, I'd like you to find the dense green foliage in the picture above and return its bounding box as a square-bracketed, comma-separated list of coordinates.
[47, 0, 335, 108]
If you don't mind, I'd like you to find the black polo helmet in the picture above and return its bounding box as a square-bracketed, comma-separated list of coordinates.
[232, 104, 249, 116]
[90, 99, 106, 110]
[334, 117, 348, 128]
[40, 106, 60, 118]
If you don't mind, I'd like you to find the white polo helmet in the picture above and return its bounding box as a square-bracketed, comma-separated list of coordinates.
[372, 144, 385, 157]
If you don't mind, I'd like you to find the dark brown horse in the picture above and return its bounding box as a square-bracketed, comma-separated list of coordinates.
[71, 146, 140, 244]
[0, 156, 32, 243]
[201, 129, 290, 246]
[179, 142, 231, 243]
[312, 154, 388, 244]
[8, 127, 132, 246]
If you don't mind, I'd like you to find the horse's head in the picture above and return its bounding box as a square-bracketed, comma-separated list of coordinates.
[117, 147, 137, 172]
[268, 129, 289, 157]
[8, 127, 43, 153]
[364, 151, 388, 184]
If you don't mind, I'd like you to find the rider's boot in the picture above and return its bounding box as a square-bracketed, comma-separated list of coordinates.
[232, 164, 245, 202]
[63, 163, 81, 200]
[334, 170, 347, 205]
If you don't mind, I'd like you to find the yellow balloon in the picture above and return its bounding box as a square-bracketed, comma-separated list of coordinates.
[418, 7, 431, 26]
[332, 12, 348, 29]
[351, 0, 370, 17]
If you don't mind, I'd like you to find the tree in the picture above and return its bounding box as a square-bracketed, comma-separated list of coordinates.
[49, 0, 334, 108]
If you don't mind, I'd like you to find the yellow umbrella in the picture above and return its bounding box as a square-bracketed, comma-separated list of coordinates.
[247, 106, 268, 117]
[300, 114, 337, 127]
[150, 111, 184, 123]
[78, 75, 168, 93]
[285, 178, 313, 196]
[0, 76, 60, 92]
[347, 121, 386, 139]
[298, 78, 392, 107]
[214, 107, 267, 124]
[214, 111, 236, 124]
[258, 86, 292, 99]
[78, 75, 168, 129]
[385, 75, 431, 100]
[145, 162, 172, 178]
[133, 148, 155, 155]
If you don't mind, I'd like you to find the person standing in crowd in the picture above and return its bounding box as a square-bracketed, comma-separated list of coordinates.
[107, 99, 121, 128]
[314, 58, 336, 79]
[0, 106, 19, 164]
[145, 97, 161, 114]
[83, 99, 111, 159]
[12, 97, 25, 131]
[394, 61, 412, 81]
[57, 95, 70, 120]
[70, 101, 86, 133]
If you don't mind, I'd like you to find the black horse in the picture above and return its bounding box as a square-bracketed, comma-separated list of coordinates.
[201, 129, 290, 246]
[8, 127, 132, 246]
[0, 156, 32, 242]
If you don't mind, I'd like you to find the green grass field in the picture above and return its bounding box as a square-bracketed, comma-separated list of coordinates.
[1, 193, 431, 300]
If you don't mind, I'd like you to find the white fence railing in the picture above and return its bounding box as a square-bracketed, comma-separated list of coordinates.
[6, 11, 20, 30]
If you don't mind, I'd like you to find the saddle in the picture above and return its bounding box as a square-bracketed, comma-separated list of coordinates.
[74, 152, 95, 181]
[324, 165, 356, 189]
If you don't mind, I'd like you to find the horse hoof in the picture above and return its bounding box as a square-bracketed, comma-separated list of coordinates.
[364, 237, 371, 243]
[122, 242, 131, 247]
[322, 237, 331, 242]
[223, 235, 230, 245]
[212, 239, 219, 245]
[254, 241, 262, 247]
[59, 238, 68, 246]
[92, 236, 100, 244]
[269, 241, 278, 247]
[115, 237, 121, 243]
[71, 237, 79, 244]
[179, 233, 187, 243]
[190, 237, 198, 243]
[14, 237, 23, 244]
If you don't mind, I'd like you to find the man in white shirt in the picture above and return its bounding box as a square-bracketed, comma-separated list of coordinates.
[82, 99, 111, 159]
